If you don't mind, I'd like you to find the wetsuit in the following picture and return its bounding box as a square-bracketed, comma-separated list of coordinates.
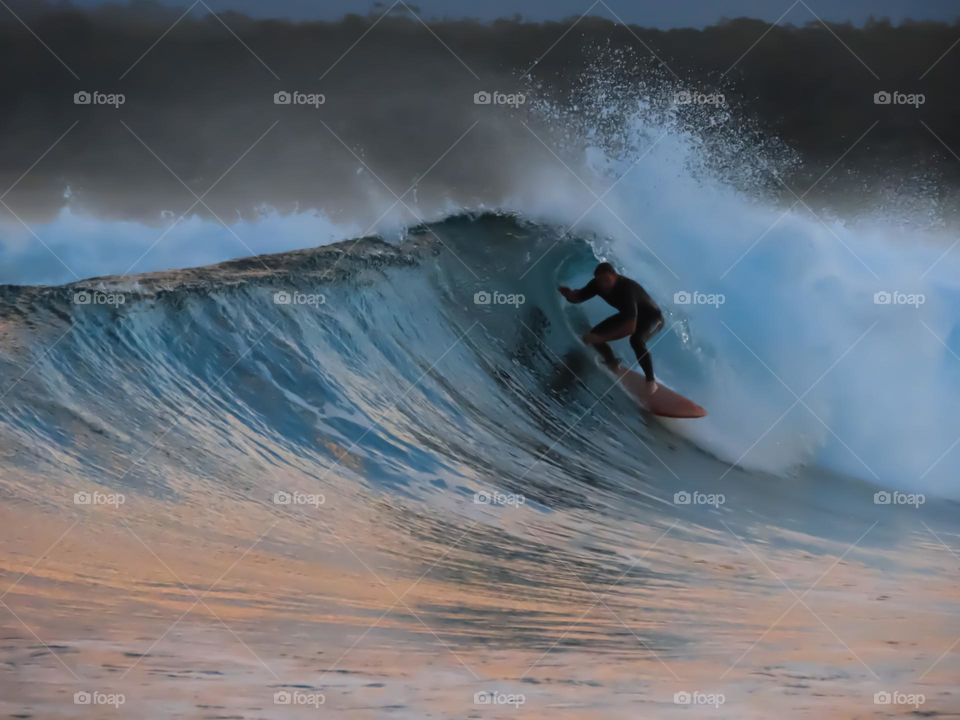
[574, 276, 664, 381]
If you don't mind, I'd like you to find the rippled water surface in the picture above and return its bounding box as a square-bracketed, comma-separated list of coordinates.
[2, 218, 959, 718]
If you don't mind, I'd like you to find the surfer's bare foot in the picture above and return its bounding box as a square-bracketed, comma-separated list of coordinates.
[648, 380, 659, 393]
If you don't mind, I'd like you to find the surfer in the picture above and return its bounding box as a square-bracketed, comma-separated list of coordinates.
[559, 262, 664, 391]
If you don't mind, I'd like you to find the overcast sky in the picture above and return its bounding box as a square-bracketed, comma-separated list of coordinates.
[70, 0, 960, 28]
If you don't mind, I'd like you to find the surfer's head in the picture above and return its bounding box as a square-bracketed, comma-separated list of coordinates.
[593, 262, 618, 291]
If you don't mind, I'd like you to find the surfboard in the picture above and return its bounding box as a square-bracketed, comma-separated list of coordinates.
[605, 364, 707, 419]
[564, 313, 705, 418]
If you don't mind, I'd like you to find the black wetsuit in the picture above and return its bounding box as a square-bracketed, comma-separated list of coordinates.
[575, 276, 664, 381]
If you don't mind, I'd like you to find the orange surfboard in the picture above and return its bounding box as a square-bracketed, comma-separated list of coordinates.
[607, 364, 707, 419]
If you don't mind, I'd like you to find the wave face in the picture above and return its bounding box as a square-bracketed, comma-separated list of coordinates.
[0, 221, 685, 511]
[5, 63, 960, 499]
[2, 209, 960, 506]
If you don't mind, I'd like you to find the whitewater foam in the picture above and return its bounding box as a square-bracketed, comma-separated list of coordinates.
[4, 75, 960, 500]
[521, 106, 960, 498]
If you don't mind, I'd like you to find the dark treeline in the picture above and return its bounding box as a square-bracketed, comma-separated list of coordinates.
[1, 1, 957, 220]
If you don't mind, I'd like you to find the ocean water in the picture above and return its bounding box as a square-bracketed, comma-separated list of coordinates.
[2, 81, 960, 719]
[1, 213, 959, 718]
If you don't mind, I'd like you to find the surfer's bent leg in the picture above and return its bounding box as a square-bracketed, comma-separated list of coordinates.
[591, 340, 618, 366]
[584, 313, 635, 366]
[629, 313, 664, 382]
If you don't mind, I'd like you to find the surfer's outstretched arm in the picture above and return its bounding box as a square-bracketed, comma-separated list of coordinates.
[558, 281, 597, 304]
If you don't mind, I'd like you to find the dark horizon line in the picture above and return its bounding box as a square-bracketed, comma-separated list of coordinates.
[9, 1, 960, 32]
